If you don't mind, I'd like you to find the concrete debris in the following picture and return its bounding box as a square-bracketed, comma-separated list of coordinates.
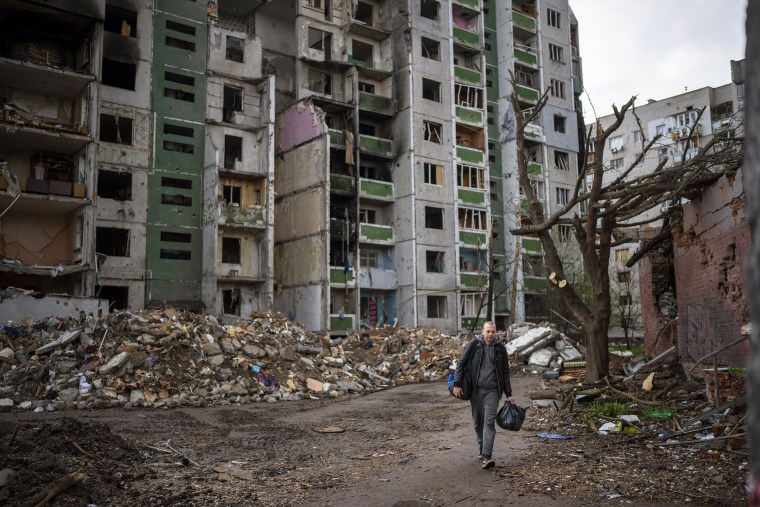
[0, 309, 468, 412]
[506, 322, 584, 370]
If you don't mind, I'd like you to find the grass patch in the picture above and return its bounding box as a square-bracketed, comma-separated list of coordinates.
[642, 407, 674, 420]
[609, 343, 644, 356]
[588, 401, 628, 418]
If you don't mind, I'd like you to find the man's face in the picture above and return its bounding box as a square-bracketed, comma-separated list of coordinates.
[482, 324, 497, 344]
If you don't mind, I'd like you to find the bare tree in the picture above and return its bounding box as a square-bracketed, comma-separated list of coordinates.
[609, 265, 642, 351]
[509, 79, 744, 383]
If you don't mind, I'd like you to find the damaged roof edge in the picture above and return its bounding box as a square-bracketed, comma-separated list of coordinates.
[24, 0, 106, 21]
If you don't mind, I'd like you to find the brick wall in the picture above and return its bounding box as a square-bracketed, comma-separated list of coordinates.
[639, 245, 678, 356]
[673, 172, 751, 367]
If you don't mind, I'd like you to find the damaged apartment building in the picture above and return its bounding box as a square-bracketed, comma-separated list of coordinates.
[0, 0, 583, 335]
[0, 0, 275, 316]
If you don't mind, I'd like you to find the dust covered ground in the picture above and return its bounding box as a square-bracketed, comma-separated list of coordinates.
[0, 373, 748, 507]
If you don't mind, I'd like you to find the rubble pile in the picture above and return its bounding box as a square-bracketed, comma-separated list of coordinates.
[0, 309, 467, 412]
[505, 322, 584, 370]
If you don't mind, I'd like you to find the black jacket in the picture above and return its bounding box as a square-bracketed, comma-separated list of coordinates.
[453, 336, 512, 397]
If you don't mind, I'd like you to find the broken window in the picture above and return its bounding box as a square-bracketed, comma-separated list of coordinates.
[421, 36, 440, 61]
[420, 0, 439, 21]
[359, 208, 377, 224]
[161, 193, 192, 206]
[359, 123, 377, 136]
[425, 206, 444, 229]
[104, 4, 137, 37]
[460, 294, 482, 316]
[162, 177, 192, 189]
[547, 8, 561, 29]
[423, 162, 444, 185]
[553, 114, 566, 134]
[422, 78, 441, 102]
[423, 121, 442, 144]
[458, 207, 487, 230]
[359, 249, 378, 268]
[161, 231, 192, 243]
[97, 286, 129, 310]
[618, 271, 631, 283]
[223, 185, 242, 204]
[96, 227, 130, 256]
[100, 114, 133, 145]
[557, 225, 571, 243]
[223, 86, 243, 122]
[102, 58, 136, 90]
[427, 295, 447, 318]
[548, 43, 564, 63]
[222, 237, 241, 264]
[619, 294, 632, 306]
[355, 2, 373, 24]
[160, 249, 191, 260]
[163, 122, 195, 154]
[426, 250, 445, 273]
[224, 135, 243, 169]
[309, 69, 332, 95]
[165, 20, 196, 52]
[555, 187, 569, 205]
[308, 27, 332, 54]
[223, 289, 241, 315]
[226, 35, 244, 62]
[554, 150, 569, 171]
[454, 84, 483, 108]
[306, 0, 322, 7]
[97, 170, 132, 200]
[615, 249, 631, 262]
[351, 39, 373, 67]
[164, 71, 195, 102]
[358, 81, 375, 93]
[457, 164, 485, 189]
[550, 78, 566, 99]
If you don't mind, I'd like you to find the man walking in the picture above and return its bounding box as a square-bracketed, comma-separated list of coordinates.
[452, 321, 515, 469]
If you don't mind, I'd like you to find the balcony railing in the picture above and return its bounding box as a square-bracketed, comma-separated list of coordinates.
[360, 223, 393, 243]
[457, 187, 487, 206]
[454, 65, 482, 86]
[359, 134, 394, 157]
[218, 203, 266, 228]
[453, 0, 480, 10]
[359, 267, 397, 290]
[455, 106, 483, 125]
[460, 272, 487, 289]
[331, 173, 355, 193]
[514, 47, 538, 68]
[521, 237, 542, 253]
[512, 10, 537, 34]
[524, 122, 545, 143]
[461, 316, 487, 331]
[358, 91, 392, 113]
[515, 84, 539, 105]
[330, 313, 355, 332]
[459, 229, 487, 247]
[527, 161, 542, 179]
[456, 145, 485, 164]
[330, 266, 355, 286]
[523, 276, 547, 291]
[329, 129, 345, 147]
[452, 26, 481, 49]
[359, 178, 394, 201]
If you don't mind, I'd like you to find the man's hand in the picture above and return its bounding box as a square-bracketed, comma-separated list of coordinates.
[453, 387, 463, 398]
[506, 396, 516, 404]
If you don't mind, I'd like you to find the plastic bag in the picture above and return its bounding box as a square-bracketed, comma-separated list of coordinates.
[496, 401, 526, 431]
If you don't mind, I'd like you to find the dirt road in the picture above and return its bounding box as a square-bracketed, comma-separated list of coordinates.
[0, 373, 742, 506]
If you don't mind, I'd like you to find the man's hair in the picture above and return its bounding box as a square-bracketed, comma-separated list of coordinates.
[482, 321, 496, 330]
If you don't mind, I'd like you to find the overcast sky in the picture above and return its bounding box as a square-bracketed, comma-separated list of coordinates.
[570, 0, 747, 123]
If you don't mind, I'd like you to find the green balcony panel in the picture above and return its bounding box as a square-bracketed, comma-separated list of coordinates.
[460, 230, 487, 247]
[455, 106, 483, 125]
[516, 84, 539, 104]
[453, 26, 481, 48]
[458, 188, 486, 205]
[360, 179, 393, 199]
[512, 10, 537, 33]
[329, 129, 345, 146]
[462, 316, 487, 330]
[514, 47, 538, 67]
[523, 277, 547, 291]
[522, 237, 542, 253]
[520, 199, 544, 213]
[331, 314, 355, 331]
[359, 134, 393, 155]
[348, 55, 369, 68]
[527, 161, 542, 178]
[360, 223, 393, 242]
[456, 146, 485, 164]
[330, 267, 354, 284]
[359, 92, 392, 112]
[460, 273, 486, 288]
[331, 173, 355, 192]
[454, 65, 482, 85]
[453, 0, 479, 9]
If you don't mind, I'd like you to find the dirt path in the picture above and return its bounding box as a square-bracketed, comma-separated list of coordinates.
[0, 373, 735, 506]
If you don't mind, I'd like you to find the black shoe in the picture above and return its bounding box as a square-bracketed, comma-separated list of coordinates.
[482, 458, 495, 469]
